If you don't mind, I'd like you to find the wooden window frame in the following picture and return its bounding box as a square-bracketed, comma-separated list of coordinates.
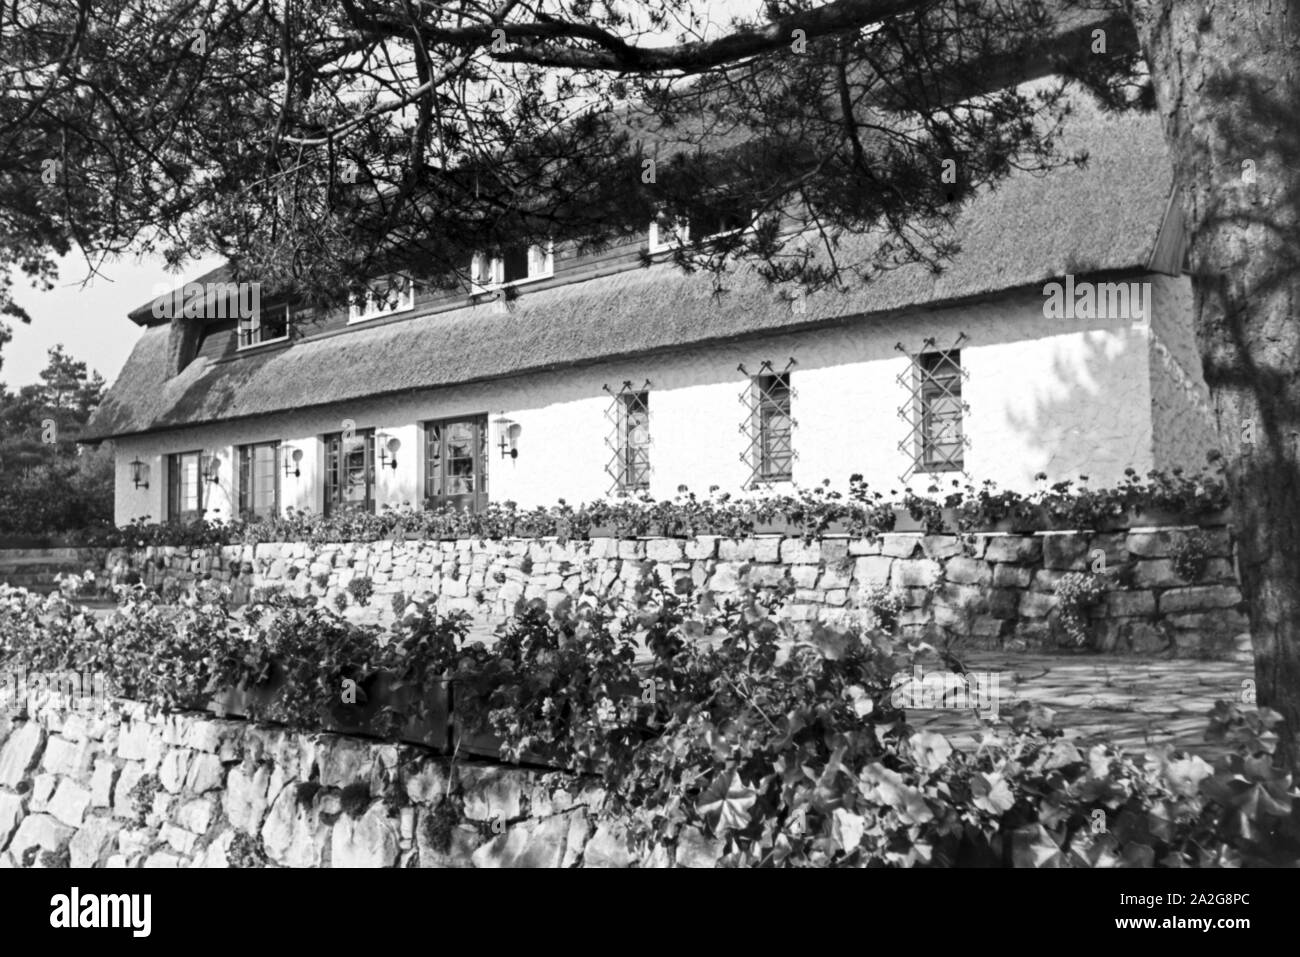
[348, 275, 415, 324]
[915, 350, 966, 473]
[166, 450, 206, 523]
[323, 428, 375, 515]
[423, 415, 489, 512]
[237, 302, 292, 350]
[470, 242, 554, 293]
[237, 441, 281, 520]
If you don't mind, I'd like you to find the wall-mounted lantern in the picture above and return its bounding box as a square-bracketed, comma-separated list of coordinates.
[202, 452, 221, 484]
[379, 434, 401, 470]
[493, 416, 521, 459]
[129, 458, 150, 490]
[283, 446, 304, 478]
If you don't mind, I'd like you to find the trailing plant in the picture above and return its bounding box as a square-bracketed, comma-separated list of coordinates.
[340, 782, 371, 818]
[40, 846, 71, 868]
[954, 480, 1042, 533]
[128, 773, 163, 825]
[346, 576, 375, 607]
[1171, 532, 1212, 582]
[1053, 572, 1109, 646]
[78, 462, 1231, 551]
[3, 568, 1291, 868]
[900, 487, 951, 533]
[860, 584, 906, 632]
[226, 831, 267, 868]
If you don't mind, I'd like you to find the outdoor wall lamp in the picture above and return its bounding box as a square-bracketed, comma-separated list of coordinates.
[283, 446, 303, 478]
[494, 417, 521, 459]
[129, 458, 150, 490]
[379, 434, 401, 470]
[201, 453, 221, 484]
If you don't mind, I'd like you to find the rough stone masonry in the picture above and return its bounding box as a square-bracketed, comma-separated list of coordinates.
[97, 525, 1247, 657]
[0, 696, 697, 869]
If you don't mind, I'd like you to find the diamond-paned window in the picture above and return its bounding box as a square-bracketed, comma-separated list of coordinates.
[896, 336, 970, 481]
[604, 381, 651, 493]
[739, 360, 796, 487]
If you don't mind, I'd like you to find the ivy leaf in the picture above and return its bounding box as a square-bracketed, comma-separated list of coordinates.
[1042, 740, 1084, 770]
[1074, 831, 1122, 869]
[1087, 745, 1115, 779]
[1164, 754, 1213, 797]
[859, 762, 933, 825]
[805, 623, 850, 661]
[908, 731, 953, 774]
[845, 684, 874, 718]
[1121, 843, 1155, 868]
[971, 772, 1015, 815]
[696, 771, 757, 834]
[1011, 824, 1064, 868]
[831, 808, 866, 853]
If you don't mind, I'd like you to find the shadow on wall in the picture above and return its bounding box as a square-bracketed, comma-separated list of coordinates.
[1004, 325, 1151, 483]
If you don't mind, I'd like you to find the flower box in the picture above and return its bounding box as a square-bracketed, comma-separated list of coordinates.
[1125, 507, 1231, 529]
[586, 524, 619, 538]
[891, 507, 959, 534]
[1078, 507, 1231, 532]
[752, 519, 797, 536]
[1191, 507, 1232, 527]
[971, 507, 1049, 534]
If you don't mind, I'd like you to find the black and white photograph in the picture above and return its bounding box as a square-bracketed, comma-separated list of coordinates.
[0, 0, 1292, 929]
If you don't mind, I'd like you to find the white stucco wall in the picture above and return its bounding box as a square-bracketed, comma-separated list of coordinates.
[109, 279, 1163, 524]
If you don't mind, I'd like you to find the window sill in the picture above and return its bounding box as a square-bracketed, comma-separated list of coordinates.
[472, 271, 555, 296]
[348, 305, 414, 325]
[236, 335, 290, 352]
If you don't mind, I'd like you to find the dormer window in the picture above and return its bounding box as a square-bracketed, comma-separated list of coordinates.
[648, 214, 688, 253]
[238, 302, 292, 349]
[691, 207, 748, 241]
[471, 242, 554, 293]
[648, 207, 749, 253]
[349, 274, 415, 323]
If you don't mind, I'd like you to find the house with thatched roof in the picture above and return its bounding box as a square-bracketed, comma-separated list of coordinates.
[82, 90, 1215, 526]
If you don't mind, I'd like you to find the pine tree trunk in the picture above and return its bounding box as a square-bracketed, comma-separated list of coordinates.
[1128, 0, 1300, 764]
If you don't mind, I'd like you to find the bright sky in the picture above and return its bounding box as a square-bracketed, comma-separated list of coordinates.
[2, 0, 765, 390]
[5, 252, 224, 389]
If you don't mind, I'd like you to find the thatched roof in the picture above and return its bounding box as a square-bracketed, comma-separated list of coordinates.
[86, 95, 1175, 442]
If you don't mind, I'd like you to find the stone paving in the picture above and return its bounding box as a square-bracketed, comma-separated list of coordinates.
[910, 650, 1253, 757]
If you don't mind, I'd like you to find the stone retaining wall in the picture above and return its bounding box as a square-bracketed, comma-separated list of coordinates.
[0, 698, 682, 869]
[35, 525, 1249, 657]
[0, 548, 104, 593]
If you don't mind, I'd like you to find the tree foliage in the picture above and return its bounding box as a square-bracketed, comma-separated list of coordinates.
[0, 340, 113, 535]
[0, 0, 1142, 308]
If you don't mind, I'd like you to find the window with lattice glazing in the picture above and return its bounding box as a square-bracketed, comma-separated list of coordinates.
[741, 367, 794, 486]
[915, 350, 965, 471]
[605, 384, 650, 493]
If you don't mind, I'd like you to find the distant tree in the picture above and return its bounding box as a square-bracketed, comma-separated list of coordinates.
[0, 337, 112, 535]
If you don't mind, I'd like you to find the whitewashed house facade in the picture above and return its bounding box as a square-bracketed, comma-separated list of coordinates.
[83, 96, 1217, 526]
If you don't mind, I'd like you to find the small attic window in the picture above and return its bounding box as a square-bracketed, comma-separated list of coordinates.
[470, 242, 554, 293]
[648, 205, 750, 252]
[349, 274, 415, 323]
[238, 302, 292, 349]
